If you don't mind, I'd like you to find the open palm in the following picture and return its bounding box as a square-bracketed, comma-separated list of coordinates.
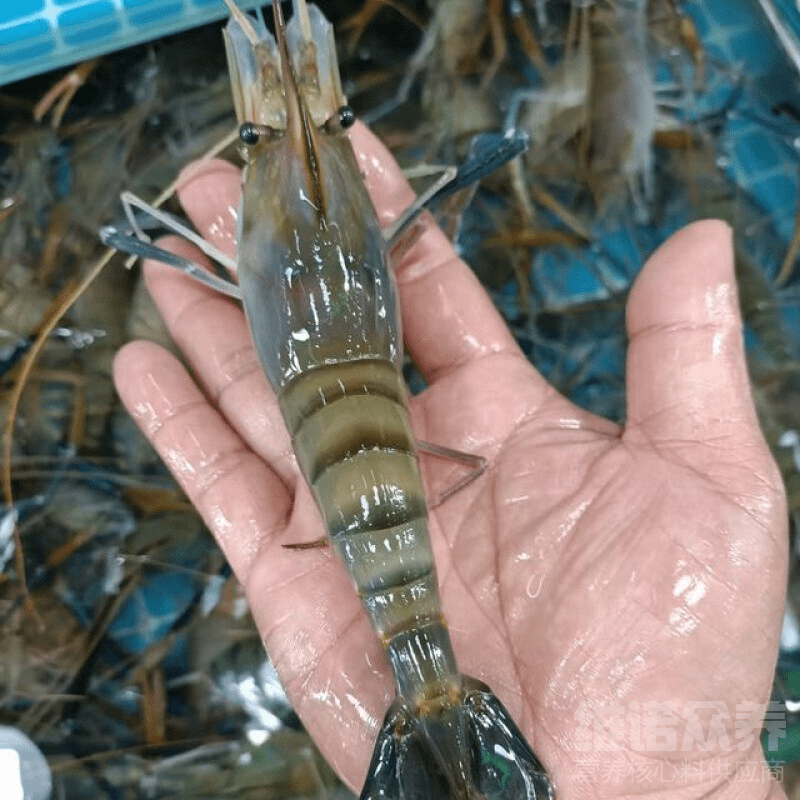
[113, 124, 788, 800]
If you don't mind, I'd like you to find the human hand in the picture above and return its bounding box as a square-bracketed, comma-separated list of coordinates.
[113, 122, 788, 800]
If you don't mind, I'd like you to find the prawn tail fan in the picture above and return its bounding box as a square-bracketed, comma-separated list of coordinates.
[359, 677, 555, 800]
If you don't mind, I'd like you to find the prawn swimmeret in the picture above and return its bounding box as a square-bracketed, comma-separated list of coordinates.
[103, 1, 553, 797]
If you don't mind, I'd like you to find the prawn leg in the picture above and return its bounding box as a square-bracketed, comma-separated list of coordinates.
[777, 195, 800, 286]
[428, 130, 528, 207]
[103, 129, 526, 291]
[385, 165, 459, 246]
[361, 20, 439, 125]
[417, 440, 486, 509]
[121, 191, 238, 274]
[283, 537, 329, 550]
[34, 58, 99, 128]
[509, 0, 548, 77]
[386, 129, 529, 246]
[480, 0, 508, 90]
[100, 123, 239, 278]
[99, 193, 243, 300]
[283, 441, 486, 548]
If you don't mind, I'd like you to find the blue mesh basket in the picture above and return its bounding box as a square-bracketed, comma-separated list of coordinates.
[0, 0, 263, 86]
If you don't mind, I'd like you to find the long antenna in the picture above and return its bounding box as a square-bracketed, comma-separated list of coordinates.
[224, 0, 260, 46]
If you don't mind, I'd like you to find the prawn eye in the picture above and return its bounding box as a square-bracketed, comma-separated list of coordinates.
[324, 105, 356, 134]
[338, 105, 356, 129]
[239, 123, 261, 146]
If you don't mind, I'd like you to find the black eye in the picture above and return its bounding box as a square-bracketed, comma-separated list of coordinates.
[338, 105, 355, 129]
[324, 105, 356, 134]
[239, 123, 261, 146]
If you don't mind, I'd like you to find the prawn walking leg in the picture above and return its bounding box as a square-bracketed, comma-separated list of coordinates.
[100, 193, 243, 300]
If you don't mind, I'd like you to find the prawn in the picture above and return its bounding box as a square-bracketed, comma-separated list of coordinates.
[103, 1, 550, 797]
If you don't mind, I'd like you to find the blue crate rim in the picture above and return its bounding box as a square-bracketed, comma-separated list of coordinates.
[0, 0, 266, 86]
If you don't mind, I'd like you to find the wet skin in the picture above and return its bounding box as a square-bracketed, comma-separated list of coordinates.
[114, 122, 788, 800]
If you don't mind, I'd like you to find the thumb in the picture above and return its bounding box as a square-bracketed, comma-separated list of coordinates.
[624, 220, 763, 459]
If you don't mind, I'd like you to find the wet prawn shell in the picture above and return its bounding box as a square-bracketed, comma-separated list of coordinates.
[236, 132, 401, 390]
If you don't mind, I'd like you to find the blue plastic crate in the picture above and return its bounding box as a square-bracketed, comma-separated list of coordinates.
[0, 0, 263, 86]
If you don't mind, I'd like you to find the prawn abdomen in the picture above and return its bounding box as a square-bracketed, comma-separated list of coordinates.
[280, 358, 442, 640]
